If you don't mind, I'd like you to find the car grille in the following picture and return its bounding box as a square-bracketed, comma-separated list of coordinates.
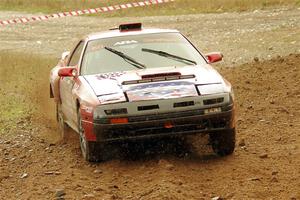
[127, 104, 232, 123]
[99, 107, 232, 140]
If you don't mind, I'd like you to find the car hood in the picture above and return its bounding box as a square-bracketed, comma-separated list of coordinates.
[83, 65, 225, 102]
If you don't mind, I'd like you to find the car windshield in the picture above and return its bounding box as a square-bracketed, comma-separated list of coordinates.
[80, 32, 207, 75]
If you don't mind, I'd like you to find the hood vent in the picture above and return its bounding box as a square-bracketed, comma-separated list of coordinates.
[141, 72, 181, 79]
[203, 97, 224, 105]
[138, 104, 159, 111]
[174, 101, 195, 108]
[122, 74, 195, 85]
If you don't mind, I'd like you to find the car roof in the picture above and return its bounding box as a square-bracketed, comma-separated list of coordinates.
[86, 28, 180, 41]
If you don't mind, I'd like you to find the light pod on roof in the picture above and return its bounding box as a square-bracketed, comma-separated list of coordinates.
[119, 23, 142, 32]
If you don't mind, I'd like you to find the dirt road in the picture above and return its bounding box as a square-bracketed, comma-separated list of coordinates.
[0, 8, 300, 200]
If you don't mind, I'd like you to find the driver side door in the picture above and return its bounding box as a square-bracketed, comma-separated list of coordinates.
[60, 41, 85, 128]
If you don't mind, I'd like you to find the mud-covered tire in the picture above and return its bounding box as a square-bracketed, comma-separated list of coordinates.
[56, 103, 68, 140]
[184, 134, 209, 156]
[210, 129, 236, 156]
[79, 135, 101, 162]
[78, 110, 110, 162]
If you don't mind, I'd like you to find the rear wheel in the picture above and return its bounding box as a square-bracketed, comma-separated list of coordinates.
[56, 103, 68, 140]
[78, 110, 110, 162]
[210, 129, 236, 156]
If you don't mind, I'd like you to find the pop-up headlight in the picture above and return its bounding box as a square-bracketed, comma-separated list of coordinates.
[98, 93, 127, 105]
[223, 79, 235, 101]
[197, 83, 224, 95]
[94, 93, 127, 120]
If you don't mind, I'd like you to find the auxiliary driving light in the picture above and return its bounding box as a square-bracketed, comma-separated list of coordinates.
[164, 122, 174, 129]
[110, 118, 129, 124]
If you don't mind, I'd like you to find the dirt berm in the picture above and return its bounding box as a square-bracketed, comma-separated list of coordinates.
[0, 52, 299, 199]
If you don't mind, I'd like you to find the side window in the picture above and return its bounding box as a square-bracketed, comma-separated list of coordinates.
[68, 41, 85, 66]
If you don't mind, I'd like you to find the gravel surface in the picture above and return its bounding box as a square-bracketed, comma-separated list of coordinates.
[0, 53, 299, 199]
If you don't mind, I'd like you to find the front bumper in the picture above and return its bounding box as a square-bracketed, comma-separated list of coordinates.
[93, 103, 235, 142]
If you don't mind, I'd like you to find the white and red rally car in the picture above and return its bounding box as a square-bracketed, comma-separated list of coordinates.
[50, 23, 236, 161]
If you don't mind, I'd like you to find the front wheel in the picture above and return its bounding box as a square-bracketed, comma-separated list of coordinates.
[210, 129, 236, 156]
[78, 110, 110, 162]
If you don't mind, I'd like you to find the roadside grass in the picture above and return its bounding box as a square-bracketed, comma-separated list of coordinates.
[0, 0, 299, 16]
[0, 51, 56, 134]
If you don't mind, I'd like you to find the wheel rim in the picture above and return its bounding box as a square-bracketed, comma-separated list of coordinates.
[79, 116, 87, 158]
[57, 112, 65, 138]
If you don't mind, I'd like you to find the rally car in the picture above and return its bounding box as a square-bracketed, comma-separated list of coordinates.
[50, 23, 236, 161]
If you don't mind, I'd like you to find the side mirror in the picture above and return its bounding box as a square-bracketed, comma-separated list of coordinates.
[205, 52, 223, 64]
[58, 67, 77, 77]
[61, 51, 70, 60]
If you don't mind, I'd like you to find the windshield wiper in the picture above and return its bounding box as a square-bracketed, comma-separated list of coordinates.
[142, 48, 197, 65]
[105, 46, 146, 69]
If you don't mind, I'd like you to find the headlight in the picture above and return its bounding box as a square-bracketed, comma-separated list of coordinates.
[94, 93, 127, 120]
[93, 107, 128, 121]
[197, 84, 224, 95]
[98, 93, 127, 105]
[196, 80, 234, 105]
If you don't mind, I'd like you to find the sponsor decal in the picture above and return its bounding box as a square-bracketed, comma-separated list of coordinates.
[95, 72, 126, 80]
[114, 40, 138, 46]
